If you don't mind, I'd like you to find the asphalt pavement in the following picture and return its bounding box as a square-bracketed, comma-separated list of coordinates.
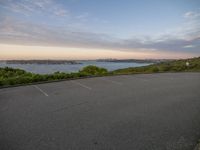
[0, 73, 200, 150]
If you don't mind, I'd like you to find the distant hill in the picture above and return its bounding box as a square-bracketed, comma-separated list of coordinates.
[97, 58, 172, 63]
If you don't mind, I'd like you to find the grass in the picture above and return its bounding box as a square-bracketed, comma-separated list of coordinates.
[111, 57, 200, 75]
[0, 57, 200, 87]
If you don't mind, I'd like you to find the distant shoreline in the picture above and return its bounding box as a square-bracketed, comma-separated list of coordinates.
[0, 59, 172, 65]
[4, 60, 82, 65]
[97, 59, 173, 63]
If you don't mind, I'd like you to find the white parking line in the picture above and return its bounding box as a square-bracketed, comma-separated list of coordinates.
[100, 78, 123, 85]
[71, 80, 92, 90]
[33, 85, 49, 97]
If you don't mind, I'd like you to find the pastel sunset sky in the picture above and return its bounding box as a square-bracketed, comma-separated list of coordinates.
[0, 0, 200, 59]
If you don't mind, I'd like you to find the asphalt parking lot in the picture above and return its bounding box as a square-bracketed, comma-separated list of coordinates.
[0, 73, 200, 150]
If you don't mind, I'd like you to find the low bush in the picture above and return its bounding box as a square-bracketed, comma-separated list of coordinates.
[79, 65, 108, 75]
[0, 65, 108, 86]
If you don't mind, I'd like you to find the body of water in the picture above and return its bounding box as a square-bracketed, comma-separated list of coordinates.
[0, 61, 151, 74]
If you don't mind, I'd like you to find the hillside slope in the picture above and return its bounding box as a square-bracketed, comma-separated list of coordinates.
[112, 57, 200, 74]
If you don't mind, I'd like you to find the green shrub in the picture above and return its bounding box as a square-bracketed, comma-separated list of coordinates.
[0, 79, 4, 86]
[79, 65, 108, 75]
[160, 65, 170, 72]
[151, 67, 159, 72]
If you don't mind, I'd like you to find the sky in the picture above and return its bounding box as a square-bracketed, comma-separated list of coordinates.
[0, 0, 200, 60]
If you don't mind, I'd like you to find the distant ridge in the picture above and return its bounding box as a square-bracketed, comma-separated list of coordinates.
[5, 60, 82, 65]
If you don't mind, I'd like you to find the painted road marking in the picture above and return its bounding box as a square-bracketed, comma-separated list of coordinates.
[33, 85, 49, 97]
[100, 78, 123, 85]
[71, 80, 92, 90]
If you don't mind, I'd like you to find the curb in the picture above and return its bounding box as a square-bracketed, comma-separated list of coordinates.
[0, 71, 199, 89]
[0, 75, 100, 89]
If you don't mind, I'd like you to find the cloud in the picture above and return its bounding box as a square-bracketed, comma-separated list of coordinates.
[184, 11, 200, 18]
[53, 8, 70, 17]
[119, 10, 200, 53]
[0, 16, 115, 48]
[0, 15, 200, 54]
[183, 45, 196, 48]
[76, 13, 89, 21]
[0, 3, 200, 55]
[0, 0, 70, 17]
